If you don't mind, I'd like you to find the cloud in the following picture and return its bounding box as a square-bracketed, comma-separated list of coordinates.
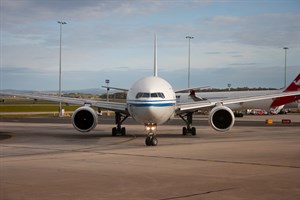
[205, 52, 222, 54]
[198, 13, 300, 48]
[2, 66, 33, 74]
[1, 1, 299, 91]
[229, 62, 257, 66]
[203, 15, 244, 25]
[1, 0, 166, 24]
[163, 65, 300, 90]
[2, 64, 299, 91]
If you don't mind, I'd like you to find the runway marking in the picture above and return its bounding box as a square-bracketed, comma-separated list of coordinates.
[103, 152, 300, 169]
[160, 187, 235, 200]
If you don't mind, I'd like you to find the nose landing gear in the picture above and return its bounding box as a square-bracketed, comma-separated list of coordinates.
[145, 123, 158, 146]
[145, 134, 158, 146]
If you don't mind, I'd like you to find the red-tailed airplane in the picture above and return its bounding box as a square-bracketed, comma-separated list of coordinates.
[176, 74, 300, 113]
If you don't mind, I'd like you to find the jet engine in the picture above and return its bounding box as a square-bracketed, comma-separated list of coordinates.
[208, 105, 235, 132]
[72, 105, 98, 132]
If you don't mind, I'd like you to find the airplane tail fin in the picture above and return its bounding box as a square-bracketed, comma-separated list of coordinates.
[283, 73, 300, 92]
[270, 73, 300, 108]
[154, 34, 157, 77]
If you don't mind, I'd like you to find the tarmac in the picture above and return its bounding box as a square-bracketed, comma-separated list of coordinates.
[0, 114, 300, 200]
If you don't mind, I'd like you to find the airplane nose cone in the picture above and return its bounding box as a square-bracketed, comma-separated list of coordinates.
[129, 106, 174, 125]
[144, 107, 162, 122]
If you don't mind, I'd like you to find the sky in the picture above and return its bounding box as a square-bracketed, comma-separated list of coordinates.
[1, 0, 300, 92]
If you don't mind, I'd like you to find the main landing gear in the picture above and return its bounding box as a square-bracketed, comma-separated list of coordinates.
[112, 112, 128, 136]
[179, 112, 196, 136]
[145, 123, 158, 146]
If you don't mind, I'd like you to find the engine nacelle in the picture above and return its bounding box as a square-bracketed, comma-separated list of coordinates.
[72, 105, 98, 132]
[208, 105, 235, 132]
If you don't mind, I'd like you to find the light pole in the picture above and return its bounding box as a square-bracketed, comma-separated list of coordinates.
[57, 21, 67, 117]
[105, 79, 110, 102]
[186, 36, 194, 88]
[283, 47, 288, 88]
[105, 79, 110, 116]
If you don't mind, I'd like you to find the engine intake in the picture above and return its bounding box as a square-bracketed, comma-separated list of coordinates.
[72, 106, 98, 132]
[208, 106, 235, 132]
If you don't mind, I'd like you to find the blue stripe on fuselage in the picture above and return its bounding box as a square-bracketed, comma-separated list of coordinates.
[128, 103, 175, 107]
[127, 100, 176, 107]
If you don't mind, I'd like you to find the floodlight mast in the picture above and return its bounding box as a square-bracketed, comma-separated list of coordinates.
[105, 79, 110, 116]
[186, 36, 194, 88]
[283, 47, 288, 88]
[57, 21, 67, 117]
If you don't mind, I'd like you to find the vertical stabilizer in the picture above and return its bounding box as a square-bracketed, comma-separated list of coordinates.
[154, 34, 158, 77]
[283, 73, 300, 92]
[270, 73, 300, 108]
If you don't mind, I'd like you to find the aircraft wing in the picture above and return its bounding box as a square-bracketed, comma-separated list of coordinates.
[176, 90, 300, 113]
[102, 86, 129, 92]
[0, 92, 128, 113]
[175, 86, 210, 93]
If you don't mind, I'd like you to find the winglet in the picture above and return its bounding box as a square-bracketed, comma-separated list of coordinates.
[154, 33, 158, 77]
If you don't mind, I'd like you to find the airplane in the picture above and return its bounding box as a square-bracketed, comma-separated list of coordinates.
[1, 36, 300, 146]
[176, 73, 300, 113]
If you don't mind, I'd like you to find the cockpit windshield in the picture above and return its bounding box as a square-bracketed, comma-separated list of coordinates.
[136, 92, 165, 99]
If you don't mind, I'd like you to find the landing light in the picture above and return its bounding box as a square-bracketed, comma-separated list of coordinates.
[146, 126, 156, 131]
[145, 124, 157, 131]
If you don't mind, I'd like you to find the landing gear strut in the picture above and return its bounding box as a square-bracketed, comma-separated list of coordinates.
[179, 112, 196, 136]
[112, 112, 128, 136]
[145, 123, 158, 146]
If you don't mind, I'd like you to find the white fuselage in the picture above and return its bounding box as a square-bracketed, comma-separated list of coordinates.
[284, 101, 300, 109]
[127, 76, 176, 125]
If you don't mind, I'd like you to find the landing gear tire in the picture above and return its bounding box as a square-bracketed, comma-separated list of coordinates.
[191, 127, 196, 136]
[145, 136, 151, 146]
[182, 127, 196, 136]
[121, 127, 126, 136]
[112, 127, 117, 136]
[112, 127, 126, 136]
[151, 137, 158, 146]
[145, 135, 158, 146]
[182, 127, 187, 136]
